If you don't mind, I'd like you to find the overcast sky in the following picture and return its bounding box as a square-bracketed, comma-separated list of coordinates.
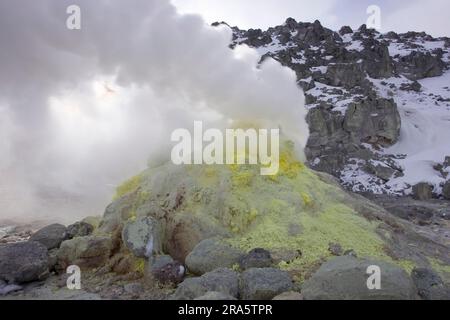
[172, 0, 450, 37]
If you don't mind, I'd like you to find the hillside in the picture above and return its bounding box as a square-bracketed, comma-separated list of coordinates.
[223, 19, 450, 198]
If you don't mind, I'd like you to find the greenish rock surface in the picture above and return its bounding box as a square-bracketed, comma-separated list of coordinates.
[122, 216, 163, 258]
[186, 238, 244, 275]
[57, 236, 112, 270]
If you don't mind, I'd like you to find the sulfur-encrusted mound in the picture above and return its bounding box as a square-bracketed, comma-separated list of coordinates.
[98, 143, 450, 282]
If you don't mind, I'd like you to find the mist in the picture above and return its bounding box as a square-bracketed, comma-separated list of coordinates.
[0, 0, 308, 224]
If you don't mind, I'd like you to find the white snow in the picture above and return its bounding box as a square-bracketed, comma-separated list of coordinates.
[311, 66, 328, 74]
[341, 159, 388, 194]
[255, 38, 284, 56]
[346, 40, 364, 52]
[388, 39, 445, 59]
[370, 71, 450, 194]
[341, 34, 353, 43]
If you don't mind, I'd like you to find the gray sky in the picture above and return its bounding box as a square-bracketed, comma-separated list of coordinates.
[172, 0, 450, 37]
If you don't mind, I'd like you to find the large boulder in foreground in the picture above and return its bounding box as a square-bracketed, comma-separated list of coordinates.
[0, 242, 49, 284]
[185, 238, 244, 275]
[29, 224, 67, 250]
[57, 236, 112, 270]
[171, 268, 240, 300]
[302, 256, 417, 300]
[240, 268, 293, 300]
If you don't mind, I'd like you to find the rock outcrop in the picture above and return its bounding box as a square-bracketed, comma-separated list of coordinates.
[0, 242, 49, 284]
[229, 18, 450, 197]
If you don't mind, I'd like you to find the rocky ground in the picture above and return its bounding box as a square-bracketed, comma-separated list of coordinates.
[1, 151, 449, 300]
[1, 19, 450, 301]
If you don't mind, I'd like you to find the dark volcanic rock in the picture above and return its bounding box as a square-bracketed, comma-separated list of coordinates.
[339, 26, 353, 36]
[411, 268, 450, 300]
[239, 248, 273, 270]
[324, 63, 366, 89]
[0, 242, 49, 284]
[360, 39, 394, 78]
[29, 224, 67, 250]
[67, 222, 94, 239]
[344, 97, 401, 146]
[395, 51, 445, 80]
[240, 268, 293, 300]
[152, 262, 185, 285]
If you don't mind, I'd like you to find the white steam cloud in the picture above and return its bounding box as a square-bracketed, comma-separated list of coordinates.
[0, 0, 308, 223]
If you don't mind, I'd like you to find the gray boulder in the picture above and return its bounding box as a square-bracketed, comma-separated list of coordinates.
[171, 268, 240, 300]
[185, 238, 244, 275]
[0, 242, 49, 284]
[412, 183, 434, 200]
[395, 51, 445, 80]
[324, 63, 366, 89]
[66, 222, 94, 239]
[29, 224, 67, 250]
[240, 268, 293, 300]
[122, 216, 164, 258]
[239, 248, 273, 270]
[411, 268, 450, 300]
[302, 256, 417, 300]
[170, 278, 208, 300]
[344, 97, 401, 146]
[57, 236, 112, 270]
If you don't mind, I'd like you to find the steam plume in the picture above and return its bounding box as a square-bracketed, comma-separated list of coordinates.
[0, 0, 308, 223]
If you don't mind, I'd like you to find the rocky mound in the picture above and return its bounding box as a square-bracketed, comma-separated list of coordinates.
[1, 144, 449, 299]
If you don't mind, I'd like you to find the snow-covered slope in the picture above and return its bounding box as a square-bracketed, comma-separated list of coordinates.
[381, 72, 450, 194]
[226, 19, 450, 197]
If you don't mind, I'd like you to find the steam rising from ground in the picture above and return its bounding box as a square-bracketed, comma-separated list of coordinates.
[0, 0, 308, 223]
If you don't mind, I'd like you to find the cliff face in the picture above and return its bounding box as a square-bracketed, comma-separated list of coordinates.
[225, 19, 450, 197]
